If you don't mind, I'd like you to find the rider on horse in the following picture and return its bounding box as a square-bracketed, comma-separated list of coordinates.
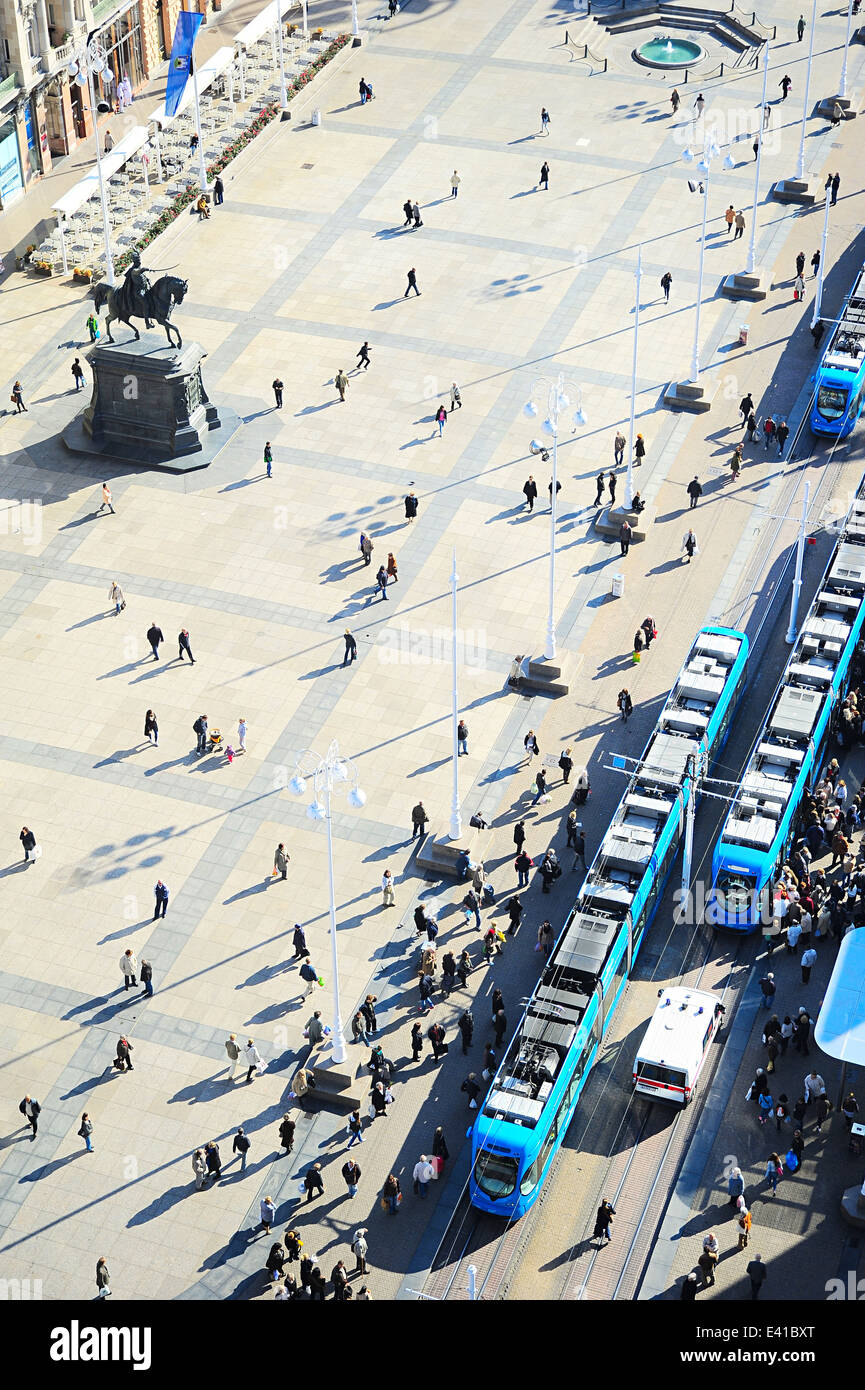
[125, 251, 154, 328]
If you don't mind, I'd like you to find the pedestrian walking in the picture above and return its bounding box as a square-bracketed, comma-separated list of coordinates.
[727, 1168, 745, 1208]
[619, 520, 632, 556]
[359, 532, 374, 567]
[11, 380, 26, 412]
[411, 800, 428, 839]
[795, 251, 806, 280]
[558, 746, 573, 784]
[594, 1200, 615, 1244]
[763, 103, 771, 130]
[797, 13, 805, 40]
[342, 629, 358, 667]
[730, 443, 743, 481]
[800, 944, 817, 984]
[224, 1033, 241, 1080]
[233, 1126, 250, 1172]
[538, 919, 554, 954]
[493, 1009, 508, 1047]
[120, 948, 138, 990]
[272, 377, 284, 408]
[143, 709, 158, 746]
[633, 627, 645, 664]
[540, 106, 550, 134]
[682, 529, 698, 563]
[20, 826, 38, 863]
[413, 1154, 434, 1197]
[412, 200, 422, 229]
[725, 204, 735, 235]
[96, 1258, 112, 1298]
[594, 470, 606, 506]
[260, 1195, 275, 1232]
[747, 1255, 767, 1299]
[304, 1163, 324, 1202]
[661, 271, 672, 303]
[450, 170, 461, 197]
[758, 972, 775, 1008]
[539, 160, 550, 191]
[78, 1111, 94, 1152]
[153, 880, 169, 919]
[362, 994, 378, 1036]
[146, 621, 163, 660]
[734, 210, 745, 239]
[278, 1114, 295, 1155]
[87, 312, 99, 342]
[383, 1172, 401, 1214]
[523, 474, 538, 511]
[19, 1094, 40, 1138]
[811, 249, 820, 278]
[670, 88, 680, 114]
[765, 1152, 782, 1196]
[347, 1109, 364, 1147]
[352, 1228, 369, 1274]
[450, 381, 462, 411]
[687, 476, 702, 508]
[618, 687, 633, 721]
[634, 433, 646, 467]
[291, 923, 308, 961]
[382, 868, 395, 906]
[794, 273, 806, 302]
[113, 1035, 134, 1072]
[694, 93, 705, 118]
[264, 442, 273, 477]
[71, 358, 86, 391]
[457, 718, 469, 756]
[375, 564, 388, 600]
[335, 369, 349, 402]
[140, 958, 153, 997]
[405, 266, 420, 297]
[608, 471, 617, 504]
[737, 1203, 752, 1249]
[177, 627, 195, 663]
[244, 1037, 264, 1083]
[428, 1021, 447, 1061]
[533, 769, 548, 805]
[405, 491, 419, 522]
[98, 482, 114, 514]
[763, 414, 776, 450]
[746, 411, 757, 441]
[342, 1157, 361, 1198]
[192, 1148, 207, 1188]
[213, 175, 224, 206]
[108, 579, 125, 615]
[299, 959, 320, 1000]
[780, 74, 792, 100]
[356, 341, 371, 371]
[435, 404, 447, 437]
[739, 392, 754, 426]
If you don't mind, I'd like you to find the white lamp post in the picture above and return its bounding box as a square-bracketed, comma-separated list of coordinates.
[683, 137, 735, 382]
[840, 0, 856, 101]
[811, 192, 831, 331]
[524, 376, 587, 660]
[449, 549, 462, 841]
[747, 41, 770, 276]
[288, 740, 366, 1065]
[795, 0, 819, 181]
[785, 483, 812, 645]
[351, 0, 360, 37]
[625, 245, 642, 510]
[302, 0, 309, 37]
[276, 9, 289, 114]
[68, 41, 115, 285]
[190, 55, 208, 193]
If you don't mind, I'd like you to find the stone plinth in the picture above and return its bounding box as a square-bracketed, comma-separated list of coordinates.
[594, 503, 652, 541]
[772, 178, 816, 206]
[62, 332, 241, 473]
[520, 652, 577, 697]
[309, 1052, 368, 1113]
[721, 267, 767, 301]
[664, 377, 717, 413]
[415, 824, 491, 878]
[817, 94, 856, 121]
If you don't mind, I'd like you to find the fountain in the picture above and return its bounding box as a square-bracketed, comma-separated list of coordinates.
[634, 33, 706, 69]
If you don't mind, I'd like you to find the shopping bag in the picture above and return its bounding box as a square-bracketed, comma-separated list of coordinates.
[468, 1097, 478, 1108]
[33, 845, 42, 859]
[256, 1059, 268, 1076]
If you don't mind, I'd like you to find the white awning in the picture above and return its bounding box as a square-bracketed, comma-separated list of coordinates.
[52, 124, 151, 218]
[814, 928, 865, 1066]
[235, 0, 298, 50]
[148, 46, 236, 128]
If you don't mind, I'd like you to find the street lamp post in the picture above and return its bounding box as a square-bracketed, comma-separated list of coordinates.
[625, 245, 642, 510]
[190, 56, 208, 194]
[276, 9, 289, 114]
[524, 376, 587, 661]
[786, 483, 812, 645]
[747, 41, 770, 276]
[351, 0, 360, 38]
[840, 0, 856, 101]
[811, 193, 831, 331]
[289, 741, 366, 1065]
[683, 137, 734, 382]
[795, 0, 819, 182]
[449, 549, 462, 841]
[69, 40, 115, 285]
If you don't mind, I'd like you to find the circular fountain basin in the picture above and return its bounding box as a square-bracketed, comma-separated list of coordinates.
[634, 35, 706, 69]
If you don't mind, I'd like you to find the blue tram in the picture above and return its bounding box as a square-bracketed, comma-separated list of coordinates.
[470, 626, 749, 1218]
[811, 262, 865, 439]
[710, 477, 865, 931]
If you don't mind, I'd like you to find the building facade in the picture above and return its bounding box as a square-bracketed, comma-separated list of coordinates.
[0, 0, 210, 208]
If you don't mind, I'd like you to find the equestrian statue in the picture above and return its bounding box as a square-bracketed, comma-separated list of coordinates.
[93, 252, 188, 349]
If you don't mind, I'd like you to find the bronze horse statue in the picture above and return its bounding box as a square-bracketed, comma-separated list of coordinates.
[93, 273, 189, 349]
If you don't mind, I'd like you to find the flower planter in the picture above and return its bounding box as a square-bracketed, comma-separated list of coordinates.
[73, 267, 94, 283]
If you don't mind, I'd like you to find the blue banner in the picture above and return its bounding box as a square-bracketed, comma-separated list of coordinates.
[164, 10, 203, 120]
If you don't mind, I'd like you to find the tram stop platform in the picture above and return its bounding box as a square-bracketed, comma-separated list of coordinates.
[643, 744, 865, 1302]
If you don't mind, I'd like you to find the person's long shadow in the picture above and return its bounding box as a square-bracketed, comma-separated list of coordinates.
[223, 879, 271, 905]
[98, 918, 152, 945]
[0, 860, 30, 879]
[372, 298, 408, 310]
[98, 660, 145, 680]
[167, 1071, 231, 1106]
[143, 753, 198, 776]
[59, 512, 101, 530]
[127, 1181, 192, 1226]
[19, 1153, 80, 1182]
[93, 746, 143, 767]
[66, 611, 113, 630]
[59, 1069, 118, 1100]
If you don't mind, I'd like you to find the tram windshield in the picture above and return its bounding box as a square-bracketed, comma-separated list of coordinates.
[474, 1148, 517, 1200]
[713, 872, 757, 922]
[816, 385, 848, 421]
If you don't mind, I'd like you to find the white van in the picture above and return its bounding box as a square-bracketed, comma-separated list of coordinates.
[633, 986, 724, 1104]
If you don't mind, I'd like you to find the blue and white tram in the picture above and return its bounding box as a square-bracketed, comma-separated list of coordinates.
[811, 262, 865, 439]
[709, 476, 865, 931]
[470, 626, 749, 1218]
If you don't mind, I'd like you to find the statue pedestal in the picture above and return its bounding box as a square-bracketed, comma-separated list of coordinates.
[62, 333, 240, 473]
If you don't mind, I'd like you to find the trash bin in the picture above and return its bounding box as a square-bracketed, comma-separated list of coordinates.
[738, 323, 749, 346]
[312, 108, 321, 126]
[611, 573, 625, 598]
